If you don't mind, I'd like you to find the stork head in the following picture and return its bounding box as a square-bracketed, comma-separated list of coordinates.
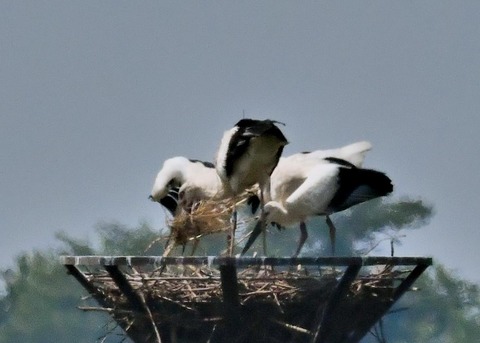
[149, 157, 190, 202]
[262, 201, 288, 224]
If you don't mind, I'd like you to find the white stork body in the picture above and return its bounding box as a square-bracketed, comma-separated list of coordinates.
[270, 141, 372, 207]
[241, 141, 393, 256]
[215, 119, 288, 254]
[149, 157, 225, 256]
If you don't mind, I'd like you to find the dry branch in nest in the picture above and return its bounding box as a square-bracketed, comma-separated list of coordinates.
[161, 190, 257, 256]
[169, 198, 233, 246]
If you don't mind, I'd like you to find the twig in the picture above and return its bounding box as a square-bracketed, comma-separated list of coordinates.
[269, 318, 313, 336]
[78, 306, 115, 312]
[138, 292, 162, 343]
[272, 291, 284, 313]
[144, 236, 167, 253]
[185, 281, 197, 299]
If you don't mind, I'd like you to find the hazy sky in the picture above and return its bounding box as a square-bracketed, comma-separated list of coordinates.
[1, 2, 479, 284]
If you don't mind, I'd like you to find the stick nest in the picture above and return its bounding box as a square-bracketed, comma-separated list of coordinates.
[85, 264, 407, 308]
[78, 262, 417, 342]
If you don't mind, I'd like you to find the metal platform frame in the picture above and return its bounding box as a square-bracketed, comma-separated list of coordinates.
[63, 256, 432, 343]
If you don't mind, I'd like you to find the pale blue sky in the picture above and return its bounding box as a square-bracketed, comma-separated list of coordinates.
[1, 2, 479, 284]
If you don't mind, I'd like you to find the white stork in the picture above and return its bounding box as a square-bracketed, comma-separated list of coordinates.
[149, 157, 225, 255]
[150, 156, 262, 255]
[241, 141, 394, 256]
[149, 156, 222, 214]
[215, 119, 288, 254]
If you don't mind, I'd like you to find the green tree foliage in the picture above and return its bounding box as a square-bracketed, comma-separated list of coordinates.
[363, 265, 480, 343]
[0, 220, 163, 343]
[0, 252, 107, 342]
[0, 197, 478, 342]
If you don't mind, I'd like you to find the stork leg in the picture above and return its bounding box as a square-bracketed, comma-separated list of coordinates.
[190, 238, 199, 256]
[261, 220, 267, 255]
[228, 202, 237, 256]
[260, 188, 267, 255]
[325, 215, 337, 256]
[241, 210, 267, 256]
[293, 222, 308, 257]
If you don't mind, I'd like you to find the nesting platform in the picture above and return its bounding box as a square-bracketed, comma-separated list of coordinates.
[62, 256, 431, 343]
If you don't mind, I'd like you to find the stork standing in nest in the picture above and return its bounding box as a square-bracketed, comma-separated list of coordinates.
[242, 141, 393, 256]
[149, 157, 223, 255]
[149, 156, 260, 255]
[215, 119, 288, 255]
[149, 156, 222, 212]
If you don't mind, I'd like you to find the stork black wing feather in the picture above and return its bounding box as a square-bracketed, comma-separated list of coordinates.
[225, 119, 288, 177]
[327, 168, 393, 213]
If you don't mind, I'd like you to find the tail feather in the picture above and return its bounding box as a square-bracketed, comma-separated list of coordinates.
[337, 141, 372, 167]
[328, 168, 393, 212]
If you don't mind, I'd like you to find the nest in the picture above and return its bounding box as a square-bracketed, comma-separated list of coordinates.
[130, 266, 337, 305]
[84, 263, 407, 310]
[77, 260, 417, 343]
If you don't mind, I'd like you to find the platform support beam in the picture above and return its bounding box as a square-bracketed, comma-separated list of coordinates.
[210, 261, 242, 342]
[312, 264, 362, 343]
[105, 265, 162, 343]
